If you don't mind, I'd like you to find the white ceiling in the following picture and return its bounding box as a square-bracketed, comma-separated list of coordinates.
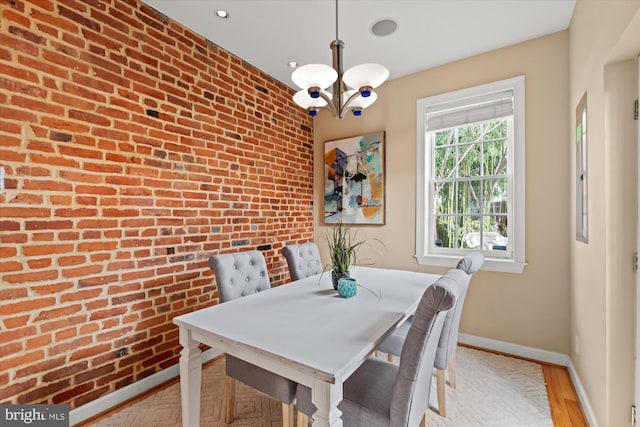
[144, 0, 576, 90]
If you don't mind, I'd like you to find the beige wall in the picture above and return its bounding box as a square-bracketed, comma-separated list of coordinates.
[311, 4, 640, 423]
[605, 59, 637, 427]
[313, 31, 571, 354]
[569, 1, 640, 425]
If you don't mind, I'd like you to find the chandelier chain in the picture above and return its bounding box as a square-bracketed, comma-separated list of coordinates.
[335, 0, 339, 41]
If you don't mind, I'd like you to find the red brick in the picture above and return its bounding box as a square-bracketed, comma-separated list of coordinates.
[27, 258, 52, 269]
[26, 333, 52, 349]
[3, 269, 59, 284]
[39, 315, 87, 333]
[25, 220, 73, 231]
[34, 302, 81, 322]
[74, 242, 112, 256]
[62, 264, 104, 281]
[31, 282, 74, 295]
[79, 322, 100, 335]
[0, 61, 40, 83]
[0, 296, 57, 315]
[2, 349, 46, 370]
[58, 255, 85, 267]
[54, 207, 99, 217]
[23, 179, 74, 192]
[55, 327, 77, 341]
[0, 0, 313, 410]
[0, 285, 28, 300]
[0, 325, 37, 346]
[60, 288, 102, 303]
[43, 360, 88, 382]
[12, 95, 64, 115]
[23, 244, 73, 256]
[3, 314, 30, 329]
[0, 77, 48, 99]
[69, 343, 111, 361]
[0, 378, 37, 401]
[0, 261, 22, 273]
[78, 275, 112, 293]
[18, 379, 70, 403]
[0, 233, 27, 244]
[87, 305, 126, 322]
[2, 9, 30, 28]
[48, 336, 93, 358]
[57, 5, 100, 31]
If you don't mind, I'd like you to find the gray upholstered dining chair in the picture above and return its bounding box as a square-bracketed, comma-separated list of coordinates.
[209, 250, 297, 427]
[377, 252, 484, 417]
[295, 275, 458, 427]
[282, 242, 323, 281]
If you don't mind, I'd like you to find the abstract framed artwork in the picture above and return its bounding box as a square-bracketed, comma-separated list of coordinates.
[324, 131, 385, 225]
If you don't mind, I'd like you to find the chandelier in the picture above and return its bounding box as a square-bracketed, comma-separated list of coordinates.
[291, 0, 389, 118]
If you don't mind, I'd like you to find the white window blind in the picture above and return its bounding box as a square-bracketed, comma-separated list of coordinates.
[426, 90, 514, 131]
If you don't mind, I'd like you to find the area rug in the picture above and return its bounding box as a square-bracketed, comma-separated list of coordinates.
[83, 346, 552, 426]
[426, 347, 552, 427]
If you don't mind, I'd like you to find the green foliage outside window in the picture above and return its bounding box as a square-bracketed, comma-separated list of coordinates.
[432, 119, 510, 250]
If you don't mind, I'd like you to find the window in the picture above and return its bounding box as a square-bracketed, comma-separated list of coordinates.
[415, 76, 526, 273]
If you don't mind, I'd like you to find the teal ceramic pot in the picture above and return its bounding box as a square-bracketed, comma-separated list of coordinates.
[337, 277, 357, 298]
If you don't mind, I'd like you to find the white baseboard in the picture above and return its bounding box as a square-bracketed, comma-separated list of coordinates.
[567, 358, 599, 427]
[459, 333, 597, 427]
[69, 349, 222, 426]
[458, 333, 569, 365]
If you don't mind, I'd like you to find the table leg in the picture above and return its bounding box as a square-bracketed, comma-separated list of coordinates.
[310, 378, 343, 427]
[179, 327, 202, 427]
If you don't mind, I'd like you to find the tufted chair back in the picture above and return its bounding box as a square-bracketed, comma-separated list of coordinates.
[208, 250, 297, 426]
[282, 242, 323, 281]
[390, 278, 456, 427]
[208, 250, 271, 303]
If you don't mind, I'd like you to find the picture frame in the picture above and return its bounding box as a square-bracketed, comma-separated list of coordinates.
[323, 131, 385, 225]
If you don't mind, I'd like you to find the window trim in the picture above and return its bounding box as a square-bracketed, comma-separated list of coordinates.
[415, 76, 527, 274]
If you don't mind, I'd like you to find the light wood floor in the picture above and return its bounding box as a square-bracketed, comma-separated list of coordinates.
[542, 363, 589, 426]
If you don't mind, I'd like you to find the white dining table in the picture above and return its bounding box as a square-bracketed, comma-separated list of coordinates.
[174, 265, 440, 427]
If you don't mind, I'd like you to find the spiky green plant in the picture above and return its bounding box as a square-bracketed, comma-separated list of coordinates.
[326, 221, 366, 276]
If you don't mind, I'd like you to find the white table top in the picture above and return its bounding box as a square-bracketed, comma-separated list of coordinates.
[174, 266, 440, 386]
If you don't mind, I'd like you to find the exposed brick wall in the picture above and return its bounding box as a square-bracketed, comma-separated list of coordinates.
[0, 0, 314, 409]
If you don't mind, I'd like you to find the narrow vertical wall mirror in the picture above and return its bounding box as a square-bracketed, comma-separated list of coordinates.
[575, 92, 588, 243]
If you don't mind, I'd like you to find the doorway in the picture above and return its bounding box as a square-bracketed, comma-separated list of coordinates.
[636, 53, 640, 422]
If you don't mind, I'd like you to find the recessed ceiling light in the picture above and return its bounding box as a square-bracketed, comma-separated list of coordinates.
[215, 9, 229, 19]
[371, 18, 397, 37]
[288, 61, 298, 68]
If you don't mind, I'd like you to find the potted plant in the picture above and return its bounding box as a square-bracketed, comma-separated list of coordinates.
[324, 221, 367, 290]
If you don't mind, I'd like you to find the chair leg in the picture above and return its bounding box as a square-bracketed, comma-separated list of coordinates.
[448, 352, 457, 389]
[387, 353, 394, 362]
[296, 412, 309, 427]
[419, 411, 427, 427]
[436, 368, 446, 417]
[282, 403, 294, 427]
[225, 376, 235, 424]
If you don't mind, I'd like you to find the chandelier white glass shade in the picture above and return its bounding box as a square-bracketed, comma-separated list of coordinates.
[291, 2, 389, 118]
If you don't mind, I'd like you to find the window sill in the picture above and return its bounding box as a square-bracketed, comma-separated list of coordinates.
[415, 254, 527, 274]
